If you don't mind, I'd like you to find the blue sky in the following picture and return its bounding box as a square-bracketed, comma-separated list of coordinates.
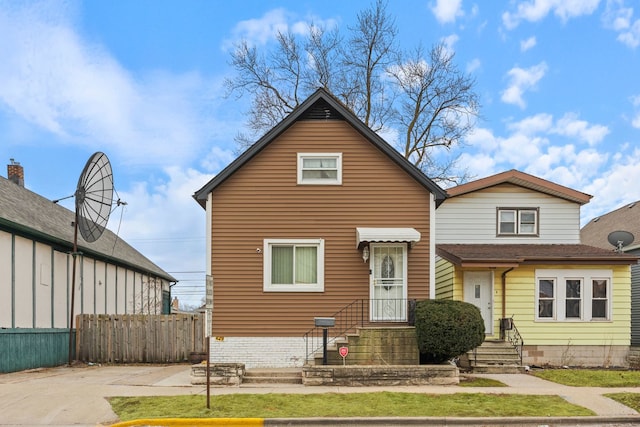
[1, 0, 639, 306]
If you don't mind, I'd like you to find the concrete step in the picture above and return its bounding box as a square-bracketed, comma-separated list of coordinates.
[471, 364, 523, 374]
[467, 340, 522, 374]
[242, 368, 302, 385]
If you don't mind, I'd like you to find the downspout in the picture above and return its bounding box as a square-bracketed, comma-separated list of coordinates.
[500, 267, 514, 340]
[501, 267, 514, 319]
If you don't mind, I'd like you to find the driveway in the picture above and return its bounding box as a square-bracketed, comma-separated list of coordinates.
[0, 364, 200, 426]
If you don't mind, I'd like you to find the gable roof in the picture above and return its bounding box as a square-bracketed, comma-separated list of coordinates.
[0, 176, 176, 282]
[193, 88, 447, 208]
[446, 169, 592, 205]
[581, 201, 640, 251]
[437, 243, 638, 268]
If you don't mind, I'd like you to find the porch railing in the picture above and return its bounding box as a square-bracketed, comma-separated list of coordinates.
[501, 317, 524, 365]
[303, 298, 416, 364]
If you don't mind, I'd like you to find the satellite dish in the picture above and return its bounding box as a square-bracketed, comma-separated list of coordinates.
[68, 152, 114, 365]
[607, 230, 634, 252]
[75, 152, 114, 242]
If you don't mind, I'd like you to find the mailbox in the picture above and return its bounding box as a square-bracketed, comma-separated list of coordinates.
[314, 317, 335, 327]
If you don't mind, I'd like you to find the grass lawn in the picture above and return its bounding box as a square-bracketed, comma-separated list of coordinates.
[108, 392, 594, 421]
[532, 369, 640, 387]
[605, 393, 640, 411]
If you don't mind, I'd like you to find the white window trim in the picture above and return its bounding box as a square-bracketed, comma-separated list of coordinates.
[297, 153, 342, 185]
[498, 208, 538, 236]
[535, 269, 612, 322]
[263, 239, 325, 292]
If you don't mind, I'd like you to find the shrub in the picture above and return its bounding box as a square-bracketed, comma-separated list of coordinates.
[414, 299, 485, 364]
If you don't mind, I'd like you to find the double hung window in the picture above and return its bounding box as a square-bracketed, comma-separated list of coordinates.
[263, 239, 324, 292]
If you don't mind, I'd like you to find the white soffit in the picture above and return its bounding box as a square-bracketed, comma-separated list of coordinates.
[356, 227, 421, 248]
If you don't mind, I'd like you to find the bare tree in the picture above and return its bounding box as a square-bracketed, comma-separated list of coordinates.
[224, 0, 479, 183]
[388, 43, 479, 183]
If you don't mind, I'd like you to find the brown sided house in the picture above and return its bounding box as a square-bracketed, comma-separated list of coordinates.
[193, 89, 447, 368]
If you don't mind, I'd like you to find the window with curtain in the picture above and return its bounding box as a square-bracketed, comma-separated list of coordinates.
[264, 239, 324, 292]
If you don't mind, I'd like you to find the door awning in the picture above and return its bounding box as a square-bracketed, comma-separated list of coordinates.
[356, 227, 421, 248]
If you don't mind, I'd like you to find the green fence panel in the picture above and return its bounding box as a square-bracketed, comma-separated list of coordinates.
[0, 329, 75, 373]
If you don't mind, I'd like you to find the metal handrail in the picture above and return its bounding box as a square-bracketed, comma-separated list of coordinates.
[503, 318, 524, 365]
[303, 298, 415, 364]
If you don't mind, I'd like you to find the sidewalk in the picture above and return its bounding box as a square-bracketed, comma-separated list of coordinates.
[0, 364, 639, 426]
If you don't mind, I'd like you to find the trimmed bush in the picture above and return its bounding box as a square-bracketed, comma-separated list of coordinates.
[414, 299, 485, 364]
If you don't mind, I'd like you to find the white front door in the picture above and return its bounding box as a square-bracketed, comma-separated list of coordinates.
[463, 271, 493, 335]
[370, 244, 407, 321]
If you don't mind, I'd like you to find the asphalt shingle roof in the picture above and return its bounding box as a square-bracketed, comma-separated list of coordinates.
[437, 243, 638, 267]
[581, 201, 640, 251]
[0, 175, 176, 282]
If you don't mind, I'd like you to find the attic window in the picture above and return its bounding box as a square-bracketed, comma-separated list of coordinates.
[297, 153, 342, 185]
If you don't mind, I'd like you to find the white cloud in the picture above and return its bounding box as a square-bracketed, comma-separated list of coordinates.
[222, 8, 338, 50]
[462, 113, 612, 194]
[602, 0, 633, 31]
[581, 148, 640, 223]
[224, 8, 291, 49]
[431, 0, 464, 24]
[520, 36, 537, 51]
[117, 166, 212, 305]
[617, 19, 640, 48]
[552, 113, 610, 145]
[466, 58, 482, 74]
[507, 113, 553, 134]
[602, 0, 640, 48]
[0, 2, 221, 167]
[441, 34, 460, 55]
[502, 0, 601, 30]
[201, 146, 237, 173]
[501, 62, 548, 108]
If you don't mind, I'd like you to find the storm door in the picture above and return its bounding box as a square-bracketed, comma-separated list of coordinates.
[370, 244, 407, 321]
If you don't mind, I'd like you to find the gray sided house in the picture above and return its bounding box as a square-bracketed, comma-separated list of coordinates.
[581, 202, 640, 347]
[0, 161, 176, 372]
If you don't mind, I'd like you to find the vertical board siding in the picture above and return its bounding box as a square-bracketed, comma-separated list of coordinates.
[0, 231, 12, 327]
[436, 184, 582, 244]
[76, 314, 204, 363]
[0, 230, 171, 330]
[210, 120, 434, 337]
[0, 329, 73, 373]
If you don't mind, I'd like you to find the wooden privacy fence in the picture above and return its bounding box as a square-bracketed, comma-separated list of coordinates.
[76, 314, 205, 363]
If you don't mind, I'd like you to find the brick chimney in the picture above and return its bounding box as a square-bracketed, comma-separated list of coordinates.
[7, 159, 24, 187]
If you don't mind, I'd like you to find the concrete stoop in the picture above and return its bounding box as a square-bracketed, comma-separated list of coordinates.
[464, 340, 524, 374]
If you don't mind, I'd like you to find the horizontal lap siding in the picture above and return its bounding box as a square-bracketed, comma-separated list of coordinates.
[211, 120, 432, 337]
[503, 264, 630, 345]
[436, 184, 581, 244]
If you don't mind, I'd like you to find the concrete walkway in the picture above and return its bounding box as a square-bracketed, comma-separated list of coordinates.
[0, 364, 639, 426]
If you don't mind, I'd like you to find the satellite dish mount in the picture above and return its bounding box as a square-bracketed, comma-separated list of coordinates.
[607, 230, 634, 253]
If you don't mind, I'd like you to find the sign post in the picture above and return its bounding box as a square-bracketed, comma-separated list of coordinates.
[339, 346, 348, 366]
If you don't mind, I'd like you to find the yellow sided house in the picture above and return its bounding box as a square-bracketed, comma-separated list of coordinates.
[435, 170, 638, 368]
